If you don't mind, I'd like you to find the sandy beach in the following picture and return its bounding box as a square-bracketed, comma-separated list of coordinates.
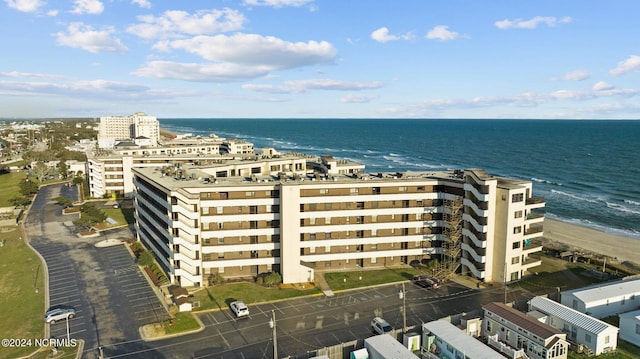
[542, 218, 640, 267]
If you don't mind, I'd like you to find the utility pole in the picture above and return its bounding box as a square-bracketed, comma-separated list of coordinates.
[399, 283, 407, 333]
[269, 310, 278, 359]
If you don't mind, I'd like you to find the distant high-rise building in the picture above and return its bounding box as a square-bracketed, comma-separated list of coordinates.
[97, 112, 159, 149]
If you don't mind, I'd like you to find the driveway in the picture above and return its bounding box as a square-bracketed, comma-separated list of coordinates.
[26, 183, 170, 359]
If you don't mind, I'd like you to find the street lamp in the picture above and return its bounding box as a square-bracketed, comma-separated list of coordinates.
[269, 310, 278, 359]
[398, 283, 406, 333]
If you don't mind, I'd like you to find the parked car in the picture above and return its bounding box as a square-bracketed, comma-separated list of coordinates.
[45, 305, 75, 324]
[230, 301, 249, 318]
[371, 317, 393, 335]
[413, 274, 441, 289]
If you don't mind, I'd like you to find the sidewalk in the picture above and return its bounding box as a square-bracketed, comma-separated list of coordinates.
[314, 273, 334, 297]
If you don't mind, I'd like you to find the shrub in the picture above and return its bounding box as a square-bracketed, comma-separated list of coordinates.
[263, 272, 282, 287]
[208, 274, 224, 286]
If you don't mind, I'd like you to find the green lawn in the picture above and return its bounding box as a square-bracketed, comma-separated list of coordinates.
[163, 312, 200, 334]
[0, 227, 46, 359]
[324, 267, 423, 291]
[192, 282, 321, 312]
[0, 172, 26, 207]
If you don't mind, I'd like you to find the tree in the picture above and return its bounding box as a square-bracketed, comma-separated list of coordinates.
[19, 178, 39, 196]
[57, 161, 69, 178]
[10, 196, 31, 208]
[30, 161, 53, 182]
[72, 203, 107, 230]
[137, 250, 154, 267]
[53, 196, 73, 208]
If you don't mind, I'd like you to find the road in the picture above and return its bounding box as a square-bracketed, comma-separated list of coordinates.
[25, 183, 170, 359]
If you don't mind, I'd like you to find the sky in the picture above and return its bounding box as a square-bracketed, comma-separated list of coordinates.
[1, 0, 640, 119]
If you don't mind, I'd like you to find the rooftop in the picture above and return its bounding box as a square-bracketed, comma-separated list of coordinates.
[422, 320, 499, 359]
[483, 302, 563, 339]
[529, 296, 618, 335]
[562, 277, 640, 303]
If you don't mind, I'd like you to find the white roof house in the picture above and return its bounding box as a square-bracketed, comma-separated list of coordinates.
[528, 296, 618, 356]
[560, 277, 640, 319]
[619, 309, 640, 347]
[422, 320, 499, 359]
[364, 334, 419, 359]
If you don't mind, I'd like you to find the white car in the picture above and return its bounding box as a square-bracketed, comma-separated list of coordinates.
[230, 301, 249, 318]
[45, 306, 76, 324]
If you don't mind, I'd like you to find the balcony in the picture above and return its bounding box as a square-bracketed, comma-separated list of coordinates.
[524, 225, 543, 236]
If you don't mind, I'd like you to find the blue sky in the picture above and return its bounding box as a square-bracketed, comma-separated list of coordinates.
[1, 0, 640, 119]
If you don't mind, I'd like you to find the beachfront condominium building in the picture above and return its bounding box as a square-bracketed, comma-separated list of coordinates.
[98, 112, 160, 149]
[132, 157, 545, 287]
[87, 137, 255, 198]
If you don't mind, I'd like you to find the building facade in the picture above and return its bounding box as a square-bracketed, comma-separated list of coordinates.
[528, 296, 618, 356]
[483, 302, 568, 359]
[132, 161, 545, 287]
[560, 278, 640, 319]
[87, 139, 255, 198]
[97, 112, 159, 148]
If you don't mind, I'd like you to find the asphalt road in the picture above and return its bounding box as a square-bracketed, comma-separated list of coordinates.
[102, 281, 531, 358]
[25, 183, 170, 359]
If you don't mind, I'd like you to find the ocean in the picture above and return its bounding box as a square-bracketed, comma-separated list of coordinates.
[160, 118, 640, 239]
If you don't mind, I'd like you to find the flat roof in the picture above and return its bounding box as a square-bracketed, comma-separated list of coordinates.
[563, 278, 640, 304]
[364, 334, 419, 359]
[529, 296, 617, 335]
[422, 320, 499, 359]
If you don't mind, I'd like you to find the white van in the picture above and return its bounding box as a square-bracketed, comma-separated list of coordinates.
[371, 317, 393, 335]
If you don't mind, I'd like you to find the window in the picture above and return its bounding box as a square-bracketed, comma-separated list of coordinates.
[350, 188, 358, 194]
[320, 188, 328, 194]
[310, 233, 316, 240]
[217, 206, 223, 214]
[512, 241, 521, 249]
[325, 232, 331, 239]
[217, 237, 224, 244]
[310, 217, 316, 225]
[514, 210, 523, 218]
[585, 334, 591, 343]
[513, 226, 522, 234]
[605, 335, 610, 344]
[512, 256, 520, 264]
[399, 186, 407, 192]
[512, 193, 524, 202]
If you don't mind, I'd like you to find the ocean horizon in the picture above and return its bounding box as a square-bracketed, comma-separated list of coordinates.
[158, 118, 640, 240]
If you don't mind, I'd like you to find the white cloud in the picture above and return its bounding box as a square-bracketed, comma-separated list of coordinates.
[560, 70, 589, 81]
[127, 8, 245, 39]
[71, 0, 104, 15]
[132, 61, 272, 82]
[55, 23, 128, 53]
[47, 9, 58, 16]
[5, 0, 44, 12]
[609, 55, 640, 76]
[285, 78, 383, 91]
[159, 33, 336, 69]
[371, 27, 397, 43]
[425, 25, 460, 41]
[0, 71, 63, 79]
[242, 84, 293, 94]
[243, 79, 383, 94]
[341, 93, 378, 103]
[131, 0, 151, 8]
[593, 81, 614, 91]
[243, 0, 313, 8]
[495, 16, 572, 30]
[370, 27, 413, 43]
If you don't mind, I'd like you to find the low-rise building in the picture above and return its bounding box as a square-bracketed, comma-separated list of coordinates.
[618, 309, 640, 347]
[560, 277, 640, 319]
[422, 320, 499, 359]
[483, 302, 568, 359]
[528, 296, 618, 356]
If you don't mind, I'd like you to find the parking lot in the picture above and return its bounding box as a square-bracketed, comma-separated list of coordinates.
[26, 183, 170, 358]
